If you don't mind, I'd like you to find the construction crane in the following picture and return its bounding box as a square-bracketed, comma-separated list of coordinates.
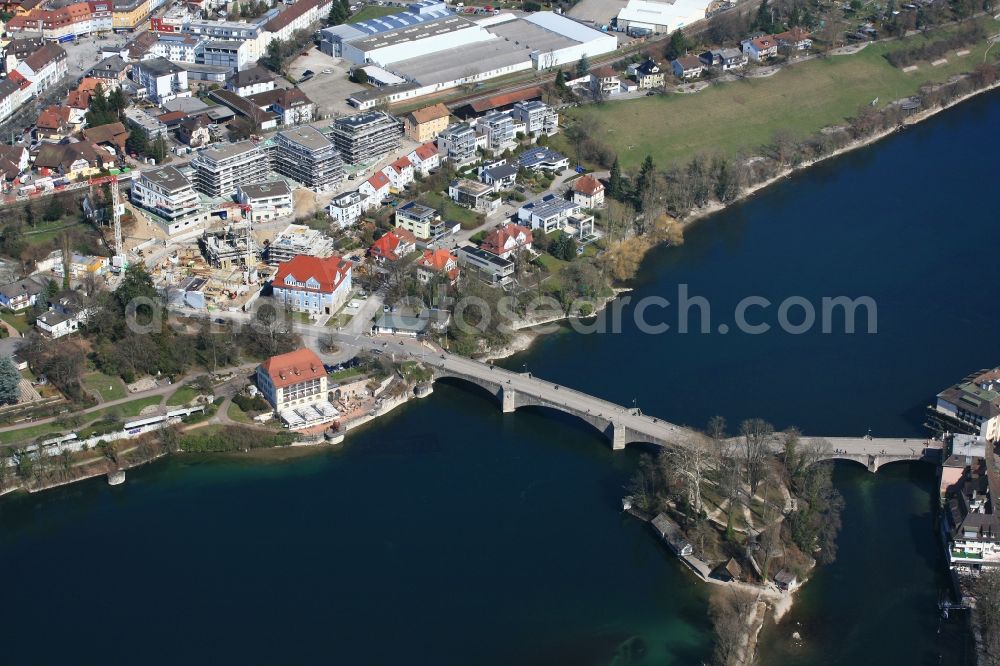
[88, 174, 125, 273]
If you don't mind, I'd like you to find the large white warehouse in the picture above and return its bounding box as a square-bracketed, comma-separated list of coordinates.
[341, 15, 493, 66]
[514, 12, 619, 70]
[615, 0, 711, 34]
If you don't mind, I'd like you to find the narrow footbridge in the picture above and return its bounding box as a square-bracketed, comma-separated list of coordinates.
[427, 352, 942, 468]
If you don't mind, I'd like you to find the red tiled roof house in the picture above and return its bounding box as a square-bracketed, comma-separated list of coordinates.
[369, 228, 416, 263]
[271, 254, 352, 316]
[480, 222, 533, 260]
[572, 174, 605, 209]
[255, 347, 328, 414]
[416, 248, 460, 285]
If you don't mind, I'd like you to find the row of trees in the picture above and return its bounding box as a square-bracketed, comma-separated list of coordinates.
[264, 29, 313, 74]
[885, 22, 986, 68]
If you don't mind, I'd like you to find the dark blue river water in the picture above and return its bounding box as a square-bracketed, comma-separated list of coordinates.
[1, 89, 997, 665]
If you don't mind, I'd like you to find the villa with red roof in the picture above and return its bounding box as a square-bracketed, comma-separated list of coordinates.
[256, 347, 339, 429]
[416, 248, 460, 285]
[572, 174, 605, 209]
[381, 155, 415, 190]
[370, 228, 416, 263]
[271, 254, 352, 316]
[407, 141, 440, 175]
[480, 223, 533, 260]
[358, 171, 390, 203]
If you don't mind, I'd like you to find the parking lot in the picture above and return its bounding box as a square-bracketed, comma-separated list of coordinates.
[286, 47, 367, 119]
[567, 0, 626, 26]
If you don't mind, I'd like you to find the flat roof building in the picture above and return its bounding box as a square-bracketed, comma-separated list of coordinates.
[328, 111, 403, 166]
[271, 126, 343, 192]
[191, 140, 269, 197]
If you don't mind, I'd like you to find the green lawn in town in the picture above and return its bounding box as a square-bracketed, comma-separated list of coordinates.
[82, 372, 127, 402]
[166, 385, 202, 406]
[227, 402, 253, 424]
[419, 191, 483, 230]
[0, 311, 31, 334]
[556, 17, 1000, 170]
[349, 5, 404, 21]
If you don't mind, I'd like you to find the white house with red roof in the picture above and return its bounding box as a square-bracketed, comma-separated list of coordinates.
[416, 248, 460, 285]
[741, 35, 778, 61]
[407, 141, 440, 175]
[369, 228, 416, 263]
[480, 222, 533, 260]
[358, 171, 391, 203]
[271, 254, 352, 316]
[256, 347, 340, 429]
[381, 156, 415, 190]
[572, 174, 605, 209]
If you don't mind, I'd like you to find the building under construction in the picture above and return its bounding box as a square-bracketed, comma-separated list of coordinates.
[266, 223, 337, 265]
[270, 126, 343, 192]
[199, 222, 257, 271]
[327, 111, 403, 166]
[191, 141, 270, 198]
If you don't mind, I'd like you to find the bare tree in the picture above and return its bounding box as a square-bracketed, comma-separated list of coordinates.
[708, 588, 758, 666]
[659, 432, 714, 520]
[740, 418, 774, 498]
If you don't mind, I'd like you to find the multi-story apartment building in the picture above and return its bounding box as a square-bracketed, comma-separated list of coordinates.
[930, 368, 1000, 442]
[943, 435, 1000, 571]
[394, 201, 441, 240]
[475, 110, 516, 154]
[6, 1, 114, 40]
[131, 57, 189, 104]
[191, 140, 269, 197]
[437, 122, 478, 166]
[197, 39, 253, 72]
[271, 126, 343, 192]
[236, 181, 293, 223]
[328, 111, 403, 166]
[328, 191, 372, 229]
[402, 103, 450, 142]
[14, 43, 68, 95]
[130, 166, 202, 234]
[510, 101, 559, 137]
[112, 0, 152, 32]
[148, 34, 202, 62]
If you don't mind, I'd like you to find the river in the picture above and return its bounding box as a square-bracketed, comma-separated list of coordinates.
[2, 90, 998, 664]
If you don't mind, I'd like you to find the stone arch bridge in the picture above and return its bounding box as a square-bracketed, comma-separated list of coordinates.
[430, 355, 942, 469]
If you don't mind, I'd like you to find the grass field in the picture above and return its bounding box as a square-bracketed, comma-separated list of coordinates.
[419, 192, 484, 229]
[0, 311, 30, 334]
[167, 385, 201, 406]
[82, 372, 127, 402]
[227, 402, 253, 424]
[558, 18, 1000, 170]
[349, 5, 404, 21]
[22, 220, 87, 247]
